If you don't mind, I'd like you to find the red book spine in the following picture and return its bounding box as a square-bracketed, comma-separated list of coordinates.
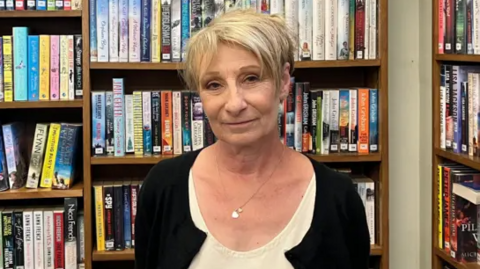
[438, 0, 445, 53]
[131, 184, 139, 247]
[14, 0, 24, 9]
[54, 211, 65, 269]
[355, 0, 365, 59]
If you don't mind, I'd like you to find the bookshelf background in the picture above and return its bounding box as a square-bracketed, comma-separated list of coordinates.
[0, 0, 389, 268]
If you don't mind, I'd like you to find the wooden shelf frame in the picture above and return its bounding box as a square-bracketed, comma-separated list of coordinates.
[0, 100, 83, 109]
[0, 10, 82, 18]
[0, 181, 83, 200]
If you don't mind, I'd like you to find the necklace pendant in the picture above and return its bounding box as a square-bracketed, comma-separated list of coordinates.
[232, 208, 242, 219]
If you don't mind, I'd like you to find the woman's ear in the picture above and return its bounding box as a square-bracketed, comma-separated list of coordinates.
[279, 62, 291, 102]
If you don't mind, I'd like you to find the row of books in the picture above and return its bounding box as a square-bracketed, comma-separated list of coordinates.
[90, 78, 379, 157]
[93, 180, 142, 251]
[436, 162, 480, 264]
[0, 122, 82, 192]
[0, 0, 81, 10]
[89, 0, 378, 63]
[0, 29, 84, 102]
[0, 198, 84, 269]
[439, 64, 480, 156]
[437, 0, 480, 55]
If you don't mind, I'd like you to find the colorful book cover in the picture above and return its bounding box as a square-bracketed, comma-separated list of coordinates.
[142, 91, 152, 155]
[39, 35, 50, 100]
[128, 0, 141, 62]
[123, 183, 132, 248]
[140, 0, 151, 61]
[124, 95, 135, 153]
[2, 36, 12, 102]
[13, 27, 28, 101]
[40, 123, 61, 188]
[191, 91, 204, 151]
[53, 124, 81, 189]
[173, 91, 182, 154]
[27, 35, 39, 101]
[357, 88, 370, 153]
[89, 0, 98, 62]
[113, 78, 125, 157]
[92, 92, 106, 155]
[181, 0, 190, 60]
[161, 90, 173, 154]
[0, 37, 3, 102]
[96, 0, 109, 62]
[369, 88, 378, 152]
[105, 92, 114, 155]
[151, 91, 162, 154]
[339, 89, 350, 152]
[36, 0, 46, 9]
[50, 35, 60, 100]
[285, 77, 295, 149]
[0, 124, 9, 191]
[26, 123, 49, 189]
[133, 91, 144, 155]
[181, 91, 192, 152]
[2, 122, 27, 189]
[349, 89, 358, 152]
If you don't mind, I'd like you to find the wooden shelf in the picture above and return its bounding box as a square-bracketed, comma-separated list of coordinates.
[0, 10, 82, 18]
[0, 181, 83, 200]
[434, 247, 480, 269]
[434, 148, 480, 171]
[90, 59, 381, 71]
[91, 152, 381, 165]
[0, 100, 83, 109]
[92, 245, 382, 261]
[435, 54, 480, 63]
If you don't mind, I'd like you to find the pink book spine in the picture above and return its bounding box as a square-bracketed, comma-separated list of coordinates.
[50, 35, 60, 100]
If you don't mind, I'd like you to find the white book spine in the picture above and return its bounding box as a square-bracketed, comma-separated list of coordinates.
[26, 123, 49, 189]
[125, 95, 135, 153]
[270, 0, 284, 15]
[298, 0, 313, 60]
[128, 0, 141, 62]
[336, 0, 349, 60]
[191, 96, 204, 151]
[369, 0, 377, 59]
[60, 35, 69, 100]
[366, 181, 375, 244]
[97, 0, 109, 62]
[78, 213, 85, 266]
[109, 0, 119, 62]
[285, 0, 299, 61]
[474, 74, 480, 154]
[324, 0, 337, 60]
[312, 0, 325, 60]
[475, 0, 480, 54]
[173, 91, 183, 155]
[34, 210, 44, 269]
[363, 0, 370, 59]
[349, 89, 357, 152]
[142, 92, 152, 155]
[151, 0, 161, 63]
[44, 210, 54, 269]
[322, 90, 331, 154]
[119, 0, 129, 62]
[68, 35, 75, 100]
[171, 0, 182, 62]
[440, 81, 446, 150]
[23, 211, 34, 269]
[329, 90, 339, 152]
[469, 74, 474, 155]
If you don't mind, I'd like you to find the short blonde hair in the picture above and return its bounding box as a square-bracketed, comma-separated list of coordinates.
[181, 9, 296, 92]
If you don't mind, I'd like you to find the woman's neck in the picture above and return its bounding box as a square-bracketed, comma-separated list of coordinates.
[213, 136, 287, 178]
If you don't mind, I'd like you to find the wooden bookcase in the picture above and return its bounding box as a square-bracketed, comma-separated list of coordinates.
[0, 0, 389, 268]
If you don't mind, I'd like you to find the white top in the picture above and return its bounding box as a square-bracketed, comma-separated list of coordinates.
[188, 170, 316, 269]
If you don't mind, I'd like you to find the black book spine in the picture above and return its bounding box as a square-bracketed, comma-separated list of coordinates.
[74, 35, 83, 99]
[181, 91, 192, 152]
[113, 184, 124, 250]
[3, 211, 14, 269]
[104, 186, 115, 250]
[310, 90, 318, 154]
[151, 91, 162, 154]
[13, 211, 24, 268]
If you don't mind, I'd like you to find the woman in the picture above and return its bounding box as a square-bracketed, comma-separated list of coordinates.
[135, 9, 370, 269]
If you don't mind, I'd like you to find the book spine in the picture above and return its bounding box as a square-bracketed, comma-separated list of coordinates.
[39, 123, 61, 188]
[26, 0, 34, 9]
[302, 82, 311, 152]
[202, 0, 214, 26]
[119, 0, 129, 62]
[190, 0, 201, 36]
[109, 0, 119, 62]
[67, 35, 74, 100]
[77, 211, 85, 268]
[39, 35, 50, 101]
[2, 126, 15, 189]
[0, 37, 3, 102]
[369, 0, 377, 58]
[60, 35, 69, 100]
[50, 35, 60, 100]
[294, 82, 303, 152]
[123, 184, 132, 248]
[97, 0, 109, 62]
[106, 92, 114, 155]
[92, 92, 106, 155]
[161, 0, 171, 62]
[44, 210, 54, 269]
[5, 0, 12, 9]
[298, 0, 312, 61]
[191, 91, 204, 151]
[369, 89, 378, 152]
[161, 90, 173, 154]
[93, 185, 105, 251]
[3, 36, 13, 102]
[103, 186, 114, 250]
[124, 95, 135, 153]
[151, 0, 161, 63]
[171, 0, 181, 62]
[33, 210, 44, 269]
[322, 90, 331, 154]
[55, 0, 63, 10]
[3, 211, 14, 269]
[15, 0, 24, 9]
[285, 78, 295, 149]
[474, 74, 479, 155]
[181, 0, 189, 60]
[151, 91, 162, 154]
[13, 211, 24, 269]
[312, 0, 324, 60]
[74, 35, 83, 99]
[142, 91, 152, 155]
[90, 0, 98, 62]
[113, 78, 125, 157]
[28, 35, 39, 101]
[337, 0, 349, 60]
[53, 210, 64, 269]
[128, 0, 141, 62]
[113, 185, 124, 250]
[285, 0, 298, 60]
[173, 91, 182, 154]
[325, 0, 337, 60]
[349, 89, 357, 152]
[133, 91, 144, 155]
[181, 91, 192, 152]
[473, 0, 479, 54]
[440, 65, 446, 150]
[469, 73, 473, 155]
[140, 0, 151, 61]
[461, 81, 468, 153]
[455, 0, 467, 54]
[64, 198, 77, 269]
[54, 124, 80, 189]
[339, 89, 349, 152]
[13, 27, 28, 101]
[23, 211, 34, 269]
[363, 0, 369, 58]
[310, 90, 318, 154]
[355, 0, 365, 59]
[329, 90, 340, 152]
[130, 184, 139, 247]
[357, 88, 370, 153]
[26, 123, 49, 189]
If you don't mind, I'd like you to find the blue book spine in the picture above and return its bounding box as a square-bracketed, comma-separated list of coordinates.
[123, 184, 132, 248]
[96, 0, 109, 62]
[0, 125, 8, 191]
[90, 0, 98, 61]
[180, 0, 189, 61]
[368, 89, 378, 152]
[54, 124, 80, 189]
[92, 91, 106, 155]
[36, 0, 46, 9]
[13, 27, 28, 101]
[140, 0, 151, 61]
[28, 35, 39, 101]
[113, 78, 125, 156]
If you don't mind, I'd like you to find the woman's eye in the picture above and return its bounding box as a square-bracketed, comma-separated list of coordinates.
[245, 75, 259, 82]
[206, 82, 221, 90]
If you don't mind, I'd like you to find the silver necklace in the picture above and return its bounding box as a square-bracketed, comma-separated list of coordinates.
[215, 146, 286, 219]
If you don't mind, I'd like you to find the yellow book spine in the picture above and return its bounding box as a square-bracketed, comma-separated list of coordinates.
[151, 0, 161, 63]
[3, 36, 13, 102]
[40, 123, 61, 188]
[94, 185, 105, 251]
[60, 35, 69, 100]
[39, 35, 50, 100]
[133, 91, 144, 155]
[438, 164, 443, 249]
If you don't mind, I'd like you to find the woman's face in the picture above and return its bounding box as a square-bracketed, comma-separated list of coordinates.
[198, 43, 289, 147]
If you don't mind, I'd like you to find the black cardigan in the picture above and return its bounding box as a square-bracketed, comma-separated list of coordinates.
[134, 149, 371, 269]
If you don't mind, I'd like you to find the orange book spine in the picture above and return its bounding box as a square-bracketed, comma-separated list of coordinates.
[161, 90, 173, 154]
[357, 89, 370, 153]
